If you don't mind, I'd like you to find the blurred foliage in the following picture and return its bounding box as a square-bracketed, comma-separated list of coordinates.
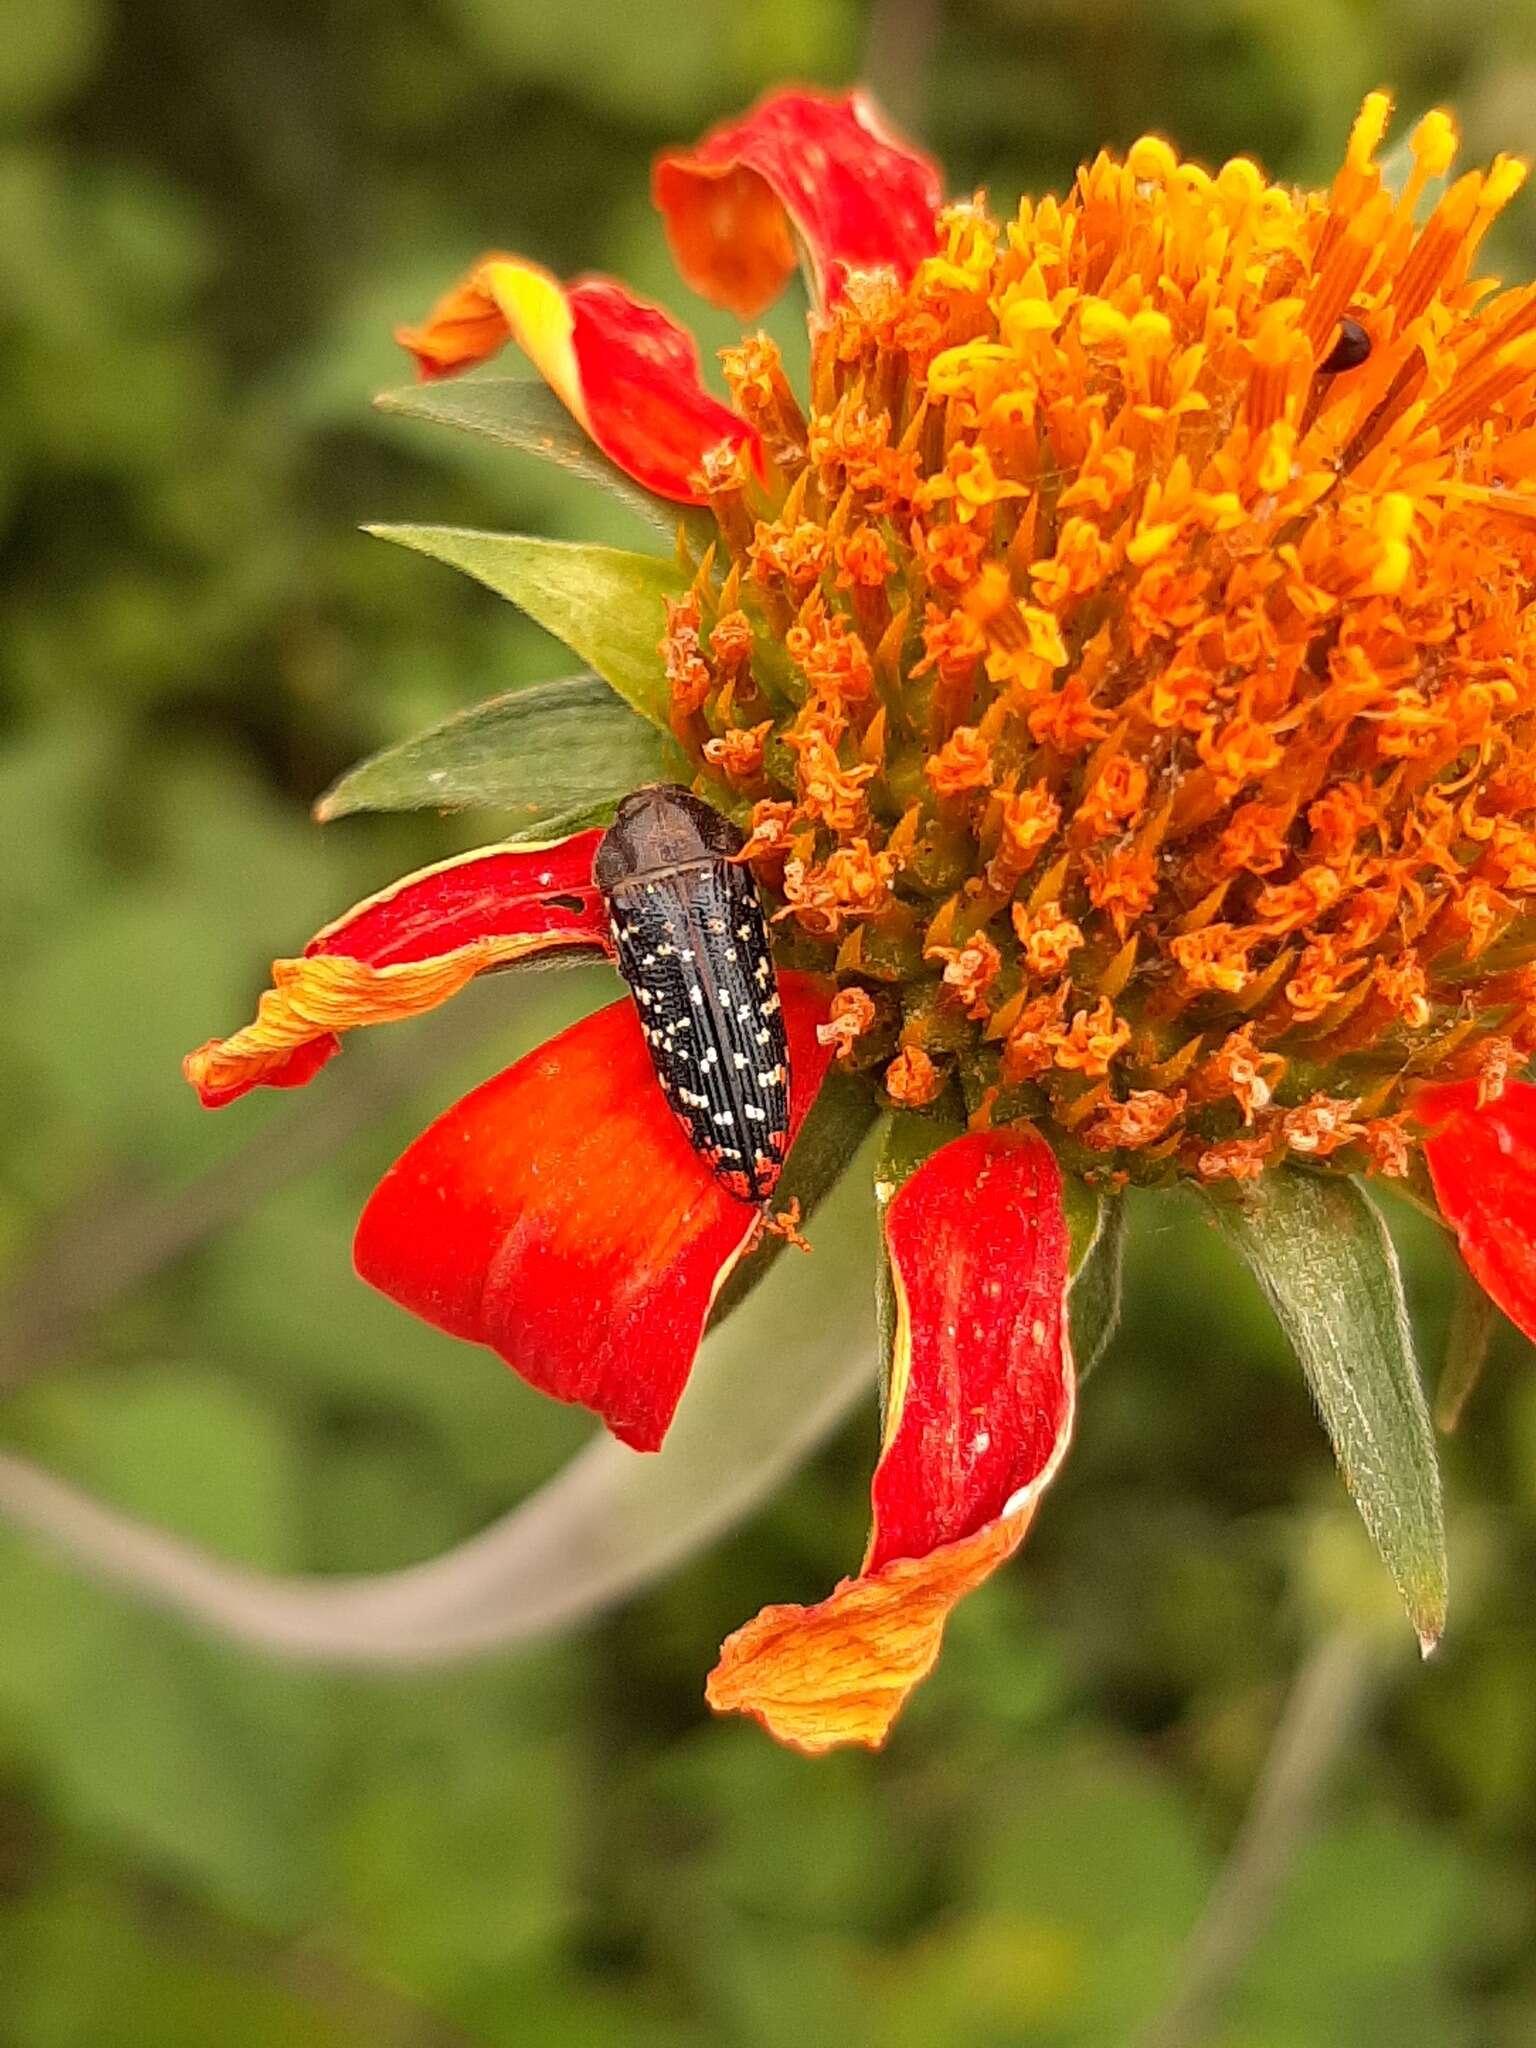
[6, 1, 1536, 2042]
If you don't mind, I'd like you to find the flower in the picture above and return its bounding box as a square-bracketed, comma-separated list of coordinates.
[188, 87, 1536, 1752]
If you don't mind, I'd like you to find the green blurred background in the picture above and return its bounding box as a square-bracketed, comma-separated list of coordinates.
[6, 1, 1536, 2042]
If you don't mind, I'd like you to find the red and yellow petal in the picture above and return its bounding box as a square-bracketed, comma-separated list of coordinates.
[183, 831, 608, 1109]
[653, 87, 944, 319]
[396, 258, 757, 503]
[1420, 1077, 1536, 1341]
[708, 1127, 1075, 1752]
[353, 971, 835, 1452]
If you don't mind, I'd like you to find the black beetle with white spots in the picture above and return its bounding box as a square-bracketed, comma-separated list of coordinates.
[595, 786, 792, 1206]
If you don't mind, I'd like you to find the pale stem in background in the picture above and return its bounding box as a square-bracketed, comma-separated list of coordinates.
[0, 1133, 879, 1665]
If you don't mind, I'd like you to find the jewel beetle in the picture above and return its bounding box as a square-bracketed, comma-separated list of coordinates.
[595, 785, 791, 1205]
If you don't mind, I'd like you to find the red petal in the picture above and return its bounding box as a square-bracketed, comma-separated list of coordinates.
[184, 832, 607, 1108]
[653, 88, 944, 319]
[396, 258, 757, 503]
[1420, 1077, 1536, 1340]
[353, 972, 835, 1451]
[708, 1127, 1075, 1751]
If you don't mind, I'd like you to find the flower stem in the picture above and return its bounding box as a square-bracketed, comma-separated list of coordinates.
[1134, 1625, 1387, 2048]
[0, 1160, 878, 1665]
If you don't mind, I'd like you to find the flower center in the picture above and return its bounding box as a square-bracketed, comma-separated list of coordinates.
[666, 98, 1536, 1186]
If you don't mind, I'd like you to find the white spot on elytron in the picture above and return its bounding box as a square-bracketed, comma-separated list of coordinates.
[690, 986, 704, 1005]
[755, 1029, 771, 1046]
[754, 960, 771, 985]
[725, 948, 738, 964]
[713, 1109, 735, 1126]
[762, 992, 781, 1014]
[744, 1104, 766, 1122]
[701, 1046, 719, 1067]
[733, 1051, 749, 1069]
[756, 1070, 778, 1087]
[737, 924, 753, 940]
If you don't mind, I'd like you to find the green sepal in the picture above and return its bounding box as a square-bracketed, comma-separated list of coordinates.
[1205, 1167, 1447, 1653]
[1435, 1266, 1496, 1434]
[374, 378, 716, 551]
[709, 1068, 882, 1330]
[1064, 1181, 1126, 1379]
[366, 525, 690, 731]
[315, 673, 672, 832]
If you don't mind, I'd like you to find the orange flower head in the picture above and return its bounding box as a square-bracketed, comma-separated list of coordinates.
[658, 98, 1536, 1187]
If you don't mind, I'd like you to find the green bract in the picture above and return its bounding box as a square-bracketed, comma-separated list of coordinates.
[1206, 1170, 1447, 1654]
[315, 673, 671, 832]
[366, 525, 690, 730]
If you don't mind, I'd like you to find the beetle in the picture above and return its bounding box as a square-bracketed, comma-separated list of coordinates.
[594, 785, 791, 1205]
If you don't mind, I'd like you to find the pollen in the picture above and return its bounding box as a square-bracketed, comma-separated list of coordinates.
[666, 99, 1536, 1184]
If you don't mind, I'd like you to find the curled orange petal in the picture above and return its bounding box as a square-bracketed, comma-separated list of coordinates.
[709, 1127, 1075, 1752]
[653, 87, 944, 318]
[183, 832, 607, 1108]
[393, 252, 522, 378]
[396, 259, 757, 503]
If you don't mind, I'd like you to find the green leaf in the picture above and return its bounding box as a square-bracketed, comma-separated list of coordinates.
[1066, 1184, 1126, 1379]
[374, 377, 715, 549]
[367, 524, 689, 730]
[1435, 1266, 1496, 1434]
[1206, 1168, 1447, 1652]
[315, 671, 668, 829]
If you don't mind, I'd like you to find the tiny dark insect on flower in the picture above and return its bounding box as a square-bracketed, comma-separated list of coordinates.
[1318, 315, 1372, 373]
[595, 785, 792, 1204]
